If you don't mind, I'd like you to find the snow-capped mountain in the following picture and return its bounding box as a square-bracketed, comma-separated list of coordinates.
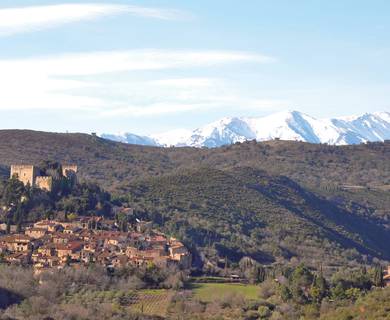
[100, 132, 158, 146]
[150, 129, 193, 147]
[101, 110, 390, 148]
[154, 117, 257, 148]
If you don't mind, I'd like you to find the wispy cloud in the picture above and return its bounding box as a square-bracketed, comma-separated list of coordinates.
[0, 49, 273, 76]
[0, 3, 186, 36]
[0, 49, 277, 115]
[149, 78, 217, 88]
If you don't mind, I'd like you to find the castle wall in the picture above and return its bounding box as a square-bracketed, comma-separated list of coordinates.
[10, 165, 37, 186]
[35, 176, 53, 192]
[11, 163, 77, 192]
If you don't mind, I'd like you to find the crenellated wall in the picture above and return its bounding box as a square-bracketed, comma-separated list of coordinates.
[35, 176, 53, 191]
[10, 163, 77, 192]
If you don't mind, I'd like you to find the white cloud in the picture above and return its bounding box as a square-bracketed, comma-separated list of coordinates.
[149, 78, 217, 88]
[0, 49, 272, 76]
[0, 49, 274, 112]
[0, 3, 185, 36]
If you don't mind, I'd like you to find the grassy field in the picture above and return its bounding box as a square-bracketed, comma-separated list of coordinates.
[191, 283, 260, 302]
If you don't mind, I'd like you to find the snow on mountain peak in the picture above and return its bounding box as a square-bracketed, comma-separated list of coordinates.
[151, 129, 192, 147]
[101, 110, 390, 147]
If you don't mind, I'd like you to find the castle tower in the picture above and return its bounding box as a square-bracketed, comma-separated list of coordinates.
[62, 165, 78, 185]
[62, 165, 78, 177]
[10, 165, 37, 186]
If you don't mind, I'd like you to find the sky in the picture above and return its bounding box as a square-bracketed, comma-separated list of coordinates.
[1, 0, 389, 135]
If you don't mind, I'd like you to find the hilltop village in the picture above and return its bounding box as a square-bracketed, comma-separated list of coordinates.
[0, 164, 191, 272]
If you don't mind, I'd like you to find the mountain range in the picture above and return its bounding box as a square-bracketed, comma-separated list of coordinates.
[101, 110, 390, 147]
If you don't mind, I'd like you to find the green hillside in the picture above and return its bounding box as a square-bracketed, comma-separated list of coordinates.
[124, 167, 390, 270]
[0, 130, 389, 269]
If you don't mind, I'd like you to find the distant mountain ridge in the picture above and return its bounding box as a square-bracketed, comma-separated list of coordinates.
[101, 110, 390, 147]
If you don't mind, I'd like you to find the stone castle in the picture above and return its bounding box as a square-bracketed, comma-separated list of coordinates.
[10, 164, 78, 191]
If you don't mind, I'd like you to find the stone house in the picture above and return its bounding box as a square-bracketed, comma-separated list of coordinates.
[25, 227, 47, 239]
[130, 256, 154, 268]
[81, 250, 96, 264]
[111, 255, 129, 268]
[0, 234, 33, 252]
[56, 241, 83, 262]
[63, 226, 81, 235]
[34, 220, 61, 233]
[37, 243, 56, 257]
[52, 233, 76, 245]
[5, 252, 30, 265]
[0, 224, 18, 233]
[96, 251, 113, 266]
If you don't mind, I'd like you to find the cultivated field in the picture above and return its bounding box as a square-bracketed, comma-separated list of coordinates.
[129, 289, 173, 317]
[64, 288, 173, 318]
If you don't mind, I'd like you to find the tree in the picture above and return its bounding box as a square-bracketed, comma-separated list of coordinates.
[372, 265, 384, 288]
[280, 284, 292, 302]
[310, 272, 328, 303]
[13, 204, 25, 227]
[116, 212, 128, 232]
[65, 255, 72, 266]
[6, 220, 11, 234]
[331, 282, 346, 300]
[257, 306, 271, 319]
[344, 287, 361, 301]
[250, 265, 267, 284]
[2, 176, 25, 209]
[289, 264, 314, 304]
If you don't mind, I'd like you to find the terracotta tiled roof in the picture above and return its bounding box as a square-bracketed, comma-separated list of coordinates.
[26, 228, 47, 232]
[150, 235, 166, 242]
[39, 243, 56, 249]
[35, 220, 58, 227]
[0, 234, 33, 243]
[55, 241, 83, 251]
[67, 241, 84, 251]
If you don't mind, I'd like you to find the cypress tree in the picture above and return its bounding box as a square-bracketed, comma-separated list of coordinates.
[373, 265, 384, 287]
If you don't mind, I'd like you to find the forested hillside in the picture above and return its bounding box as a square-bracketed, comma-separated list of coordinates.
[123, 167, 390, 272]
[0, 130, 389, 270]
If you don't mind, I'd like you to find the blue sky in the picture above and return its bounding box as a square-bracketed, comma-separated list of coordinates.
[1, 0, 389, 134]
